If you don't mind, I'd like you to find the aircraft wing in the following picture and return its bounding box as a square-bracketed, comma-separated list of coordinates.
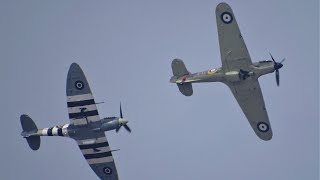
[66, 63, 101, 126]
[226, 80, 273, 140]
[216, 3, 252, 71]
[66, 63, 119, 179]
[75, 133, 119, 180]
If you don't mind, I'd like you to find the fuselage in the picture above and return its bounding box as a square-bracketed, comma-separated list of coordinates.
[171, 60, 275, 84]
[22, 117, 128, 138]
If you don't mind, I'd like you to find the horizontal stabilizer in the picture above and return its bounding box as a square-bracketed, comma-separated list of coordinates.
[171, 59, 193, 96]
[177, 83, 193, 96]
[171, 59, 189, 77]
[26, 136, 41, 151]
[20, 114, 40, 151]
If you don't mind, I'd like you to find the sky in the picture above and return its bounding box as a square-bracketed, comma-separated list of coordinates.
[0, 0, 319, 180]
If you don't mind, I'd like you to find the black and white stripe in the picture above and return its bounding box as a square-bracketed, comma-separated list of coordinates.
[38, 124, 69, 137]
[67, 99, 95, 108]
[79, 142, 109, 149]
[57, 128, 63, 136]
[77, 137, 114, 164]
[67, 94, 100, 125]
[47, 128, 53, 136]
[83, 152, 112, 159]
[69, 110, 99, 119]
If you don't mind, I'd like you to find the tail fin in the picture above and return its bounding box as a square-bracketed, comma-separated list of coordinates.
[171, 59, 193, 96]
[20, 114, 40, 151]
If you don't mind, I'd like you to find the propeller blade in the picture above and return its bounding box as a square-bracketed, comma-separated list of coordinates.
[276, 69, 280, 86]
[269, 53, 284, 86]
[123, 124, 131, 133]
[116, 126, 121, 133]
[120, 103, 123, 118]
[269, 53, 275, 62]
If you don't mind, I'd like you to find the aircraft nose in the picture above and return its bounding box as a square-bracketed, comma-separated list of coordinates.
[278, 63, 283, 69]
[275, 62, 283, 70]
[119, 118, 128, 125]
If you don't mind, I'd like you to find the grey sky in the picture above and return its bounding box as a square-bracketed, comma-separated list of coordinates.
[1, 0, 318, 179]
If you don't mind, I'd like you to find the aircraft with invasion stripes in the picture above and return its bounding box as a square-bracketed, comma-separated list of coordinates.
[20, 63, 130, 180]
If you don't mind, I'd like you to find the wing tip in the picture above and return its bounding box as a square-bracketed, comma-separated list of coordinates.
[70, 62, 80, 70]
[261, 136, 272, 141]
[258, 132, 273, 141]
[216, 2, 232, 13]
[172, 58, 183, 64]
[66, 62, 92, 96]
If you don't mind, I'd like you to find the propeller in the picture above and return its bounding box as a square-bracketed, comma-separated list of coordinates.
[269, 53, 285, 86]
[116, 103, 131, 133]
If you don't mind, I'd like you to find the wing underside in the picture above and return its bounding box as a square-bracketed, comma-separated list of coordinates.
[76, 133, 119, 180]
[66, 63, 119, 179]
[215, 3, 272, 140]
[66, 63, 101, 126]
[227, 80, 272, 140]
[216, 3, 252, 71]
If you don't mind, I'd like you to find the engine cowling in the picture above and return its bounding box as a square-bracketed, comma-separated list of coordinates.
[99, 120, 119, 132]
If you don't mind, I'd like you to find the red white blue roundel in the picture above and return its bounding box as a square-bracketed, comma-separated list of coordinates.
[103, 167, 112, 175]
[257, 122, 269, 132]
[221, 12, 233, 24]
[74, 80, 84, 90]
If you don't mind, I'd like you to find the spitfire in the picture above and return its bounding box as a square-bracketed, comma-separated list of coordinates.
[20, 63, 130, 180]
[170, 2, 284, 141]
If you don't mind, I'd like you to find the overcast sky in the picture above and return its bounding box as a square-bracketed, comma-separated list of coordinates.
[1, 0, 318, 180]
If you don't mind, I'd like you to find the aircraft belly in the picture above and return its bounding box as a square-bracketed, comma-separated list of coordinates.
[225, 71, 240, 82]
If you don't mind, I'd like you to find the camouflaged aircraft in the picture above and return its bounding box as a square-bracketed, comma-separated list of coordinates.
[170, 3, 284, 141]
[20, 63, 130, 180]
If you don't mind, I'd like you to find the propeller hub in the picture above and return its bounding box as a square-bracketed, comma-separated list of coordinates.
[118, 118, 128, 125]
[116, 102, 131, 133]
[269, 53, 285, 86]
[274, 63, 283, 70]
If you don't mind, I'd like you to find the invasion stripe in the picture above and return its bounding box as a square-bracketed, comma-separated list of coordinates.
[67, 94, 93, 102]
[77, 136, 106, 144]
[87, 156, 114, 164]
[69, 110, 99, 119]
[58, 128, 63, 136]
[52, 127, 58, 135]
[81, 146, 111, 155]
[47, 128, 53, 136]
[84, 151, 112, 159]
[67, 99, 95, 107]
[42, 128, 48, 136]
[79, 142, 109, 150]
[68, 105, 98, 114]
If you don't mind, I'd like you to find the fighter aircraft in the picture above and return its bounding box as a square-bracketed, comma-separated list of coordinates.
[20, 63, 130, 180]
[170, 2, 284, 141]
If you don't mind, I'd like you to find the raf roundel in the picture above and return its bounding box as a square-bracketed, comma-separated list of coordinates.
[103, 167, 112, 175]
[221, 12, 233, 24]
[74, 80, 84, 90]
[257, 122, 269, 132]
